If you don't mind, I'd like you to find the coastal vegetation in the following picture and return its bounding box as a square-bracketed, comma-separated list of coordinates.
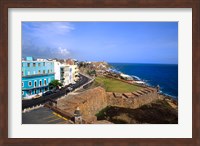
[94, 76, 141, 93]
[87, 70, 96, 76]
[96, 99, 178, 124]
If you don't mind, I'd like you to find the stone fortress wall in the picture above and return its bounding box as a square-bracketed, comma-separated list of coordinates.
[107, 87, 158, 109]
[57, 86, 159, 123]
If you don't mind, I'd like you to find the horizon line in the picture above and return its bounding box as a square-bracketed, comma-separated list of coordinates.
[108, 62, 178, 65]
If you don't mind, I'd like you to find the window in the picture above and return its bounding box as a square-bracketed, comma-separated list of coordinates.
[34, 81, 37, 87]
[43, 62, 45, 66]
[44, 79, 47, 85]
[45, 87, 47, 91]
[28, 81, 32, 86]
[33, 71, 36, 74]
[43, 70, 45, 74]
[29, 90, 32, 95]
[27, 63, 30, 67]
[51, 69, 53, 73]
[22, 91, 24, 95]
[28, 71, 30, 75]
[48, 70, 50, 74]
[38, 70, 41, 74]
[22, 71, 24, 76]
[39, 88, 42, 93]
[38, 63, 41, 67]
[22, 63, 23, 67]
[39, 80, 42, 86]
[22, 82, 24, 87]
[34, 89, 37, 94]
[33, 63, 36, 67]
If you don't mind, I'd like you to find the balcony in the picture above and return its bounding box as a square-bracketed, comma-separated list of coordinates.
[22, 85, 49, 91]
[22, 72, 55, 78]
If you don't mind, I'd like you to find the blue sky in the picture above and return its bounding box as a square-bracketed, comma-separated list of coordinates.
[22, 22, 178, 64]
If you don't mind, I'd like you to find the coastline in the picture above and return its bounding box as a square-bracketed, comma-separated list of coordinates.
[107, 63, 178, 101]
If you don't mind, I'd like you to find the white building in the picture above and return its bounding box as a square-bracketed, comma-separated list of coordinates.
[60, 65, 71, 86]
[53, 61, 79, 86]
[54, 61, 62, 81]
[70, 65, 79, 82]
[53, 61, 70, 86]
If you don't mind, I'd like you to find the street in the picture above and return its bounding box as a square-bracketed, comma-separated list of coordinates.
[22, 73, 90, 110]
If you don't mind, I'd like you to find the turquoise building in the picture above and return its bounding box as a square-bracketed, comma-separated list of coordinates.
[22, 57, 55, 99]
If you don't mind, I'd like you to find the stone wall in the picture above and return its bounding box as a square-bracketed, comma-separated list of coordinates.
[78, 87, 108, 117]
[58, 87, 108, 123]
[57, 86, 159, 123]
[107, 87, 158, 109]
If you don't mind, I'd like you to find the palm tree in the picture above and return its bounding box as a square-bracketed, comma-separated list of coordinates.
[49, 80, 63, 89]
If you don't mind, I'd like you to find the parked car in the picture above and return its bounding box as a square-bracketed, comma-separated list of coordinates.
[53, 89, 60, 93]
[42, 91, 53, 96]
[67, 87, 73, 91]
[51, 88, 60, 93]
[66, 87, 73, 94]
[68, 83, 72, 86]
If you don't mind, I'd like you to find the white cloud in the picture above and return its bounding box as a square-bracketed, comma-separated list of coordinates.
[22, 22, 75, 59]
[57, 47, 70, 56]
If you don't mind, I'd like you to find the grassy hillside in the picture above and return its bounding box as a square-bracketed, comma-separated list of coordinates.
[94, 76, 141, 93]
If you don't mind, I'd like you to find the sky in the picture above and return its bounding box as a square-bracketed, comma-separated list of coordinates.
[22, 22, 178, 64]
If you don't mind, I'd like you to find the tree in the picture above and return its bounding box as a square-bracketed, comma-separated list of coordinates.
[91, 70, 96, 76]
[49, 80, 63, 89]
[87, 70, 96, 77]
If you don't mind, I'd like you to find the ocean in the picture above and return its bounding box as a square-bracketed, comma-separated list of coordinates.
[109, 63, 178, 99]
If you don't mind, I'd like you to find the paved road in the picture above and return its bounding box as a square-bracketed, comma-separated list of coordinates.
[22, 107, 71, 124]
[22, 74, 90, 110]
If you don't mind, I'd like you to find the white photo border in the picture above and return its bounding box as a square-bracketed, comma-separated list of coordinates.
[8, 8, 192, 138]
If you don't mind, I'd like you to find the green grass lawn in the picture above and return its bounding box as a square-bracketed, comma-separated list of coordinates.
[95, 76, 141, 93]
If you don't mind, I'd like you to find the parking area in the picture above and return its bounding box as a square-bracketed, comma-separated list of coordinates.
[22, 107, 70, 124]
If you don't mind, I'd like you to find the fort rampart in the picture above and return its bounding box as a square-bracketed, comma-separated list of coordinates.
[57, 86, 159, 123]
